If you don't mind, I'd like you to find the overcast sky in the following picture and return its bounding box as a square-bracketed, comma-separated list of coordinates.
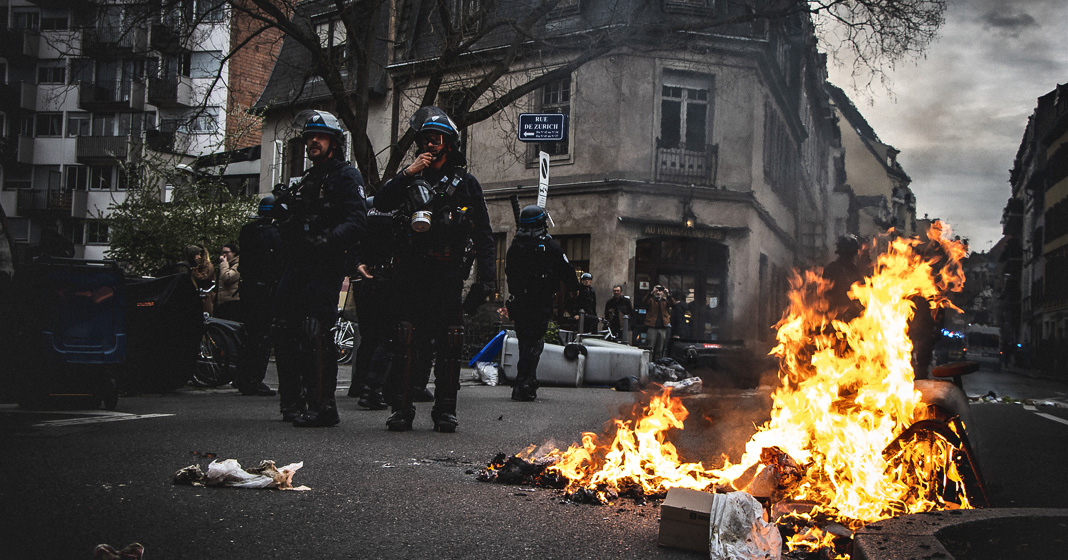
[825, 0, 1068, 252]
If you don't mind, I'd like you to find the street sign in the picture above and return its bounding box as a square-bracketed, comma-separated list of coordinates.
[538, 151, 549, 208]
[518, 113, 568, 142]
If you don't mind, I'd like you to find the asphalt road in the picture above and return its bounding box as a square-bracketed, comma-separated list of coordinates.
[1, 360, 1065, 559]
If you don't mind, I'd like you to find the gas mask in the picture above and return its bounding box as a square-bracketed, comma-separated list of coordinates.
[404, 177, 464, 233]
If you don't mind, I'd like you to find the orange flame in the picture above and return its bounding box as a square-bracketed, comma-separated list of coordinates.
[527, 224, 972, 534]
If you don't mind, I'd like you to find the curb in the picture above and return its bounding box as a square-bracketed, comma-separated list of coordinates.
[853, 508, 1068, 560]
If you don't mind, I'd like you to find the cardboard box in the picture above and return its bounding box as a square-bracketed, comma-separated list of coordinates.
[658, 487, 715, 553]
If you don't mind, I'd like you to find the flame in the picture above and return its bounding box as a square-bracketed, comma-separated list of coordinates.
[520, 224, 973, 539]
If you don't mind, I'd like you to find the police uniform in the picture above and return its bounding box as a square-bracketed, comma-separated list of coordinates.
[373, 109, 495, 432]
[505, 211, 580, 401]
[234, 198, 283, 396]
[347, 205, 398, 409]
[274, 146, 366, 426]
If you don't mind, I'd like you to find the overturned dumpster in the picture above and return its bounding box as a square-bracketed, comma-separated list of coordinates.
[498, 332, 649, 388]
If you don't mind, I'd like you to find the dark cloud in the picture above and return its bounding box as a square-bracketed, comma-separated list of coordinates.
[981, 9, 1039, 37]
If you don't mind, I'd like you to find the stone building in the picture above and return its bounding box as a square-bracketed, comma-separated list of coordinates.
[255, 1, 914, 352]
[1002, 81, 1068, 376]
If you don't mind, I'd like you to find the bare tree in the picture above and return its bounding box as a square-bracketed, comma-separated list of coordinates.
[93, 0, 944, 188]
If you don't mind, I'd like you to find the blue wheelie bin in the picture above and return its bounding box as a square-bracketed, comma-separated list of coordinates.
[13, 258, 126, 409]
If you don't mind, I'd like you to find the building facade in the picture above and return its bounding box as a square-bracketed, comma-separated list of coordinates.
[0, 0, 276, 261]
[255, 1, 915, 353]
[1002, 81, 1068, 377]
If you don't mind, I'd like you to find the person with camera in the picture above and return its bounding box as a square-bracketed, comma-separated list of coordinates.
[372, 106, 495, 433]
[272, 110, 366, 427]
[506, 205, 581, 401]
[643, 285, 675, 361]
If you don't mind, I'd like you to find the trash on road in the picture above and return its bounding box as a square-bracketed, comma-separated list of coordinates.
[474, 361, 499, 386]
[93, 542, 144, 559]
[173, 459, 309, 490]
[708, 491, 782, 560]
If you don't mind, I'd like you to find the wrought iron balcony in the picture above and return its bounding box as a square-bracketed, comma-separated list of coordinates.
[655, 142, 719, 186]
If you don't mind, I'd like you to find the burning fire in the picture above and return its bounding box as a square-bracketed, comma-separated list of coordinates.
[500, 223, 974, 550]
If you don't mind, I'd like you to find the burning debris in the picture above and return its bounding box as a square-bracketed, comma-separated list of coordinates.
[479, 225, 978, 558]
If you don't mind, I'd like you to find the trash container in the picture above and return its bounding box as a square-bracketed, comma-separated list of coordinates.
[12, 258, 126, 409]
[122, 273, 202, 393]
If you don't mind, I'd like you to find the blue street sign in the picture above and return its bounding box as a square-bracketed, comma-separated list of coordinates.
[518, 113, 568, 142]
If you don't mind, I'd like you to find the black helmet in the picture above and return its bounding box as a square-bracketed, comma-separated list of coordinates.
[518, 205, 547, 230]
[258, 194, 276, 217]
[409, 106, 459, 145]
[836, 235, 860, 256]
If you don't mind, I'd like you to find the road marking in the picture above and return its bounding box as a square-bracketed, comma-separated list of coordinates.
[32, 413, 174, 427]
[1034, 412, 1068, 427]
[1024, 405, 1036, 411]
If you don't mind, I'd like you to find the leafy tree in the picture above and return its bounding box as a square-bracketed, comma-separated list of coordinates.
[102, 158, 256, 276]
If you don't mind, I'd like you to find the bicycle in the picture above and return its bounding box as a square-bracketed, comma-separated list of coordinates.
[192, 317, 243, 387]
[332, 313, 356, 365]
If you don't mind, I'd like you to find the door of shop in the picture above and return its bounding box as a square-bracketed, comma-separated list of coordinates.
[634, 237, 728, 341]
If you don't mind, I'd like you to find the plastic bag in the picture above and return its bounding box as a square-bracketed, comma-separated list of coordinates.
[708, 492, 782, 560]
[174, 459, 306, 490]
[475, 361, 499, 386]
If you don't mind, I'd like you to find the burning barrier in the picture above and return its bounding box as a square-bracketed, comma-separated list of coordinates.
[479, 224, 977, 557]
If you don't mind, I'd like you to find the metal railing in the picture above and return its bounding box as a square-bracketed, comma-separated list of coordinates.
[655, 142, 719, 186]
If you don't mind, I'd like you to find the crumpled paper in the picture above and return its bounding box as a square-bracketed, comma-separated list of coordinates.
[173, 459, 309, 490]
[709, 491, 782, 560]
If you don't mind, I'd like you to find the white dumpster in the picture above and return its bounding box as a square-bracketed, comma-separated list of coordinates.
[500, 334, 585, 387]
[582, 344, 650, 386]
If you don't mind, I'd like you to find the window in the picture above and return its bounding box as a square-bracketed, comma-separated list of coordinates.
[93, 114, 117, 136]
[494, 233, 507, 298]
[89, 166, 114, 190]
[190, 51, 222, 79]
[35, 112, 63, 137]
[194, 0, 225, 23]
[536, 76, 571, 157]
[40, 16, 68, 30]
[449, 0, 485, 33]
[660, 75, 710, 151]
[84, 221, 110, 244]
[763, 101, 799, 199]
[38, 64, 66, 84]
[66, 165, 90, 190]
[315, 19, 347, 67]
[12, 10, 40, 31]
[67, 112, 91, 137]
[7, 218, 31, 242]
[189, 107, 220, 134]
[555, 234, 591, 277]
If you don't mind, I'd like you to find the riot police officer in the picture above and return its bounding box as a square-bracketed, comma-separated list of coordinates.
[273, 110, 366, 427]
[373, 106, 495, 432]
[234, 195, 282, 396]
[506, 205, 580, 401]
[346, 201, 397, 410]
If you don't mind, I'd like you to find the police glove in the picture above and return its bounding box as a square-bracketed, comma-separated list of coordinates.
[462, 281, 495, 317]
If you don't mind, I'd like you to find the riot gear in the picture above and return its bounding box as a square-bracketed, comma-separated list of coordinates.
[271, 114, 367, 428]
[257, 194, 277, 217]
[375, 106, 495, 432]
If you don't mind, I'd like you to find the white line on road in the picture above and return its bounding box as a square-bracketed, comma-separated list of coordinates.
[1034, 412, 1068, 427]
[32, 413, 174, 427]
